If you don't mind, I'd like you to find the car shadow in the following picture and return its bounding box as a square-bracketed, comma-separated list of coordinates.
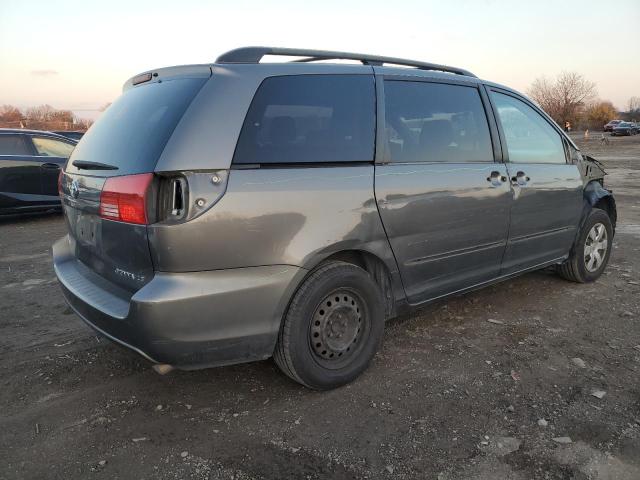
[0, 209, 62, 225]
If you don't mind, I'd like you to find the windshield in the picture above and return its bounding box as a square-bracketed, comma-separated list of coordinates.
[66, 77, 206, 176]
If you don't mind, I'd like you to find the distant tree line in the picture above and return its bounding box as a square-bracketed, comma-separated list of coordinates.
[528, 72, 638, 130]
[2, 83, 637, 134]
[627, 96, 640, 120]
[0, 104, 93, 131]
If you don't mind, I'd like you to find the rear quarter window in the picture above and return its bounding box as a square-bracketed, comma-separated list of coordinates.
[0, 135, 31, 156]
[32, 137, 75, 158]
[66, 77, 206, 176]
[233, 75, 375, 165]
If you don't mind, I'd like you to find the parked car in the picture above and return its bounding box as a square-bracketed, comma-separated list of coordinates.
[53, 47, 617, 389]
[0, 129, 76, 215]
[603, 119, 623, 131]
[611, 122, 638, 136]
[52, 131, 85, 141]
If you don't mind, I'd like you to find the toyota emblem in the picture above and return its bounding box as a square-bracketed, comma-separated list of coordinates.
[70, 179, 80, 199]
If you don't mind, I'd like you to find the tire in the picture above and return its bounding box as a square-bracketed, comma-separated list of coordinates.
[274, 261, 385, 390]
[557, 208, 613, 283]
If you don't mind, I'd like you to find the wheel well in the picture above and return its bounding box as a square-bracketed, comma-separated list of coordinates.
[594, 196, 617, 232]
[321, 250, 395, 319]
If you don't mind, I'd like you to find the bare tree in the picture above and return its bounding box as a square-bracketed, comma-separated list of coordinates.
[528, 77, 556, 116]
[0, 104, 93, 131]
[628, 96, 640, 113]
[0, 105, 24, 128]
[25, 104, 57, 128]
[527, 72, 596, 126]
[76, 118, 94, 130]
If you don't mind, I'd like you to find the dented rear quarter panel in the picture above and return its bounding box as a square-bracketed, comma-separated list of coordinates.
[147, 165, 400, 281]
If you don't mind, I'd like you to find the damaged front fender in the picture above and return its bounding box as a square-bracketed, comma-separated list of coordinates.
[583, 180, 617, 233]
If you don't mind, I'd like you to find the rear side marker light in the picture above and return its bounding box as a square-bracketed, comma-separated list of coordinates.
[99, 173, 154, 225]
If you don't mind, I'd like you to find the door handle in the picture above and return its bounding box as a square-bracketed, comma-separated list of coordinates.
[511, 171, 530, 186]
[41, 163, 61, 169]
[486, 170, 508, 186]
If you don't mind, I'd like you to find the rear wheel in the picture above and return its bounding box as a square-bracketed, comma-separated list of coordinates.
[557, 208, 613, 283]
[274, 261, 385, 390]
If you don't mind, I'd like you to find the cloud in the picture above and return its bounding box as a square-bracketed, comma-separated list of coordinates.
[31, 69, 59, 76]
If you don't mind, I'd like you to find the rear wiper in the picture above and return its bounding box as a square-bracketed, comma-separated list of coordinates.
[72, 160, 119, 170]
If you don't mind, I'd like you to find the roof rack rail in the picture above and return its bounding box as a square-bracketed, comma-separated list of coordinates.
[216, 47, 476, 78]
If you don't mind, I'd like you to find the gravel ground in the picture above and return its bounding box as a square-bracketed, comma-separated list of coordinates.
[0, 132, 639, 480]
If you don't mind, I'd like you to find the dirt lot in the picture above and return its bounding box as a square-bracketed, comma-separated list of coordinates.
[1, 132, 639, 480]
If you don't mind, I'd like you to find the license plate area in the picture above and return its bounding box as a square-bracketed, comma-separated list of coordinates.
[75, 213, 99, 247]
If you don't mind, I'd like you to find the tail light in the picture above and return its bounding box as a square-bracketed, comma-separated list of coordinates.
[99, 173, 154, 225]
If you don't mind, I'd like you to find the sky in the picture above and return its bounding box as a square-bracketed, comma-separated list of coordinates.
[1, 0, 639, 120]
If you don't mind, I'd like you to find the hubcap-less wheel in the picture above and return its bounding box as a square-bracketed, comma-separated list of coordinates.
[310, 289, 366, 367]
[274, 261, 385, 389]
[584, 222, 608, 272]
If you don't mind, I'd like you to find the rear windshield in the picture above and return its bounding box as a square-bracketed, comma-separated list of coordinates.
[66, 77, 206, 176]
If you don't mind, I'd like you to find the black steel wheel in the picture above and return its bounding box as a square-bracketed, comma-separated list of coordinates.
[309, 289, 368, 368]
[274, 261, 385, 390]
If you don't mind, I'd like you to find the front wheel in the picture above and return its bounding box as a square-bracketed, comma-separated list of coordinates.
[557, 208, 613, 283]
[274, 261, 385, 390]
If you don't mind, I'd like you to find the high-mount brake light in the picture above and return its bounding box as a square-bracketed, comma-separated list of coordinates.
[99, 173, 154, 225]
[132, 72, 153, 85]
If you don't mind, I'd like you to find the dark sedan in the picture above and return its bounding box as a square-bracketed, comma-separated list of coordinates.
[611, 122, 638, 136]
[0, 129, 76, 215]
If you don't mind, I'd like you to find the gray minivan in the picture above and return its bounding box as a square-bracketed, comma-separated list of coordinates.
[53, 47, 616, 389]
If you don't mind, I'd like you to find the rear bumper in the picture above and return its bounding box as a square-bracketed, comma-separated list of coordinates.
[53, 235, 306, 369]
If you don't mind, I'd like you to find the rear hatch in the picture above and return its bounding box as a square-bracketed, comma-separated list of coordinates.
[60, 73, 208, 293]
